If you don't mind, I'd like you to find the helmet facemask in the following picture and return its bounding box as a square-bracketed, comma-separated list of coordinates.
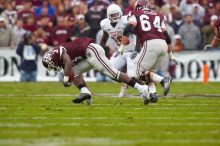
[108, 11, 122, 23]
[42, 51, 62, 72]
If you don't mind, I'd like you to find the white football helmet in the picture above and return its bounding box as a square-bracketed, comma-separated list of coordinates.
[107, 4, 122, 23]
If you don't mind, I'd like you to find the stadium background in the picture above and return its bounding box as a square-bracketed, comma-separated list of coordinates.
[0, 0, 220, 82]
[0, 0, 220, 146]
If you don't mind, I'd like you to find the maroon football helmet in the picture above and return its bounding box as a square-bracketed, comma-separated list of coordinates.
[42, 51, 62, 72]
[134, 0, 151, 11]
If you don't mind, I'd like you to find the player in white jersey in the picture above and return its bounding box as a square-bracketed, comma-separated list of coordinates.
[100, 4, 138, 97]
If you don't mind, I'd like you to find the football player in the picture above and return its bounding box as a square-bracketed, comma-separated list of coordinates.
[100, 4, 138, 98]
[204, 15, 220, 51]
[120, 0, 177, 104]
[42, 37, 149, 105]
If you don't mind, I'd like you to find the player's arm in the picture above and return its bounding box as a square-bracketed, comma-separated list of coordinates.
[204, 20, 220, 51]
[122, 23, 136, 45]
[211, 28, 220, 48]
[100, 31, 109, 48]
[130, 36, 141, 59]
[135, 35, 141, 52]
[162, 24, 178, 65]
[61, 52, 74, 87]
[120, 13, 137, 53]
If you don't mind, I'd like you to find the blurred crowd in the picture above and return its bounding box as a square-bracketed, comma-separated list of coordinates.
[0, 0, 219, 51]
[0, 0, 219, 82]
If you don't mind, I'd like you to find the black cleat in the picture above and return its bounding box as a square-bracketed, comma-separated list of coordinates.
[149, 93, 158, 103]
[143, 97, 150, 105]
[72, 93, 92, 105]
[161, 77, 172, 96]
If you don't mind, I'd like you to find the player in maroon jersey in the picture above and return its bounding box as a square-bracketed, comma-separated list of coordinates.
[42, 37, 150, 105]
[120, 0, 177, 104]
[204, 15, 220, 51]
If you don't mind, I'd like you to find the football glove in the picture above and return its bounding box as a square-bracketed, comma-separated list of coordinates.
[118, 44, 125, 55]
[168, 52, 178, 65]
[63, 76, 72, 87]
[203, 45, 212, 52]
[63, 81, 72, 87]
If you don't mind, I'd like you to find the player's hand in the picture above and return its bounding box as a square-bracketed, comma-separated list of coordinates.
[130, 50, 138, 59]
[171, 58, 179, 65]
[63, 76, 72, 87]
[121, 36, 130, 45]
[168, 52, 178, 65]
[203, 45, 212, 52]
[63, 81, 72, 87]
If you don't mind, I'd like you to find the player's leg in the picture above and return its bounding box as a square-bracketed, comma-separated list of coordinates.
[148, 82, 158, 103]
[118, 51, 138, 98]
[86, 43, 149, 103]
[136, 40, 172, 96]
[71, 60, 93, 104]
[110, 52, 128, 97]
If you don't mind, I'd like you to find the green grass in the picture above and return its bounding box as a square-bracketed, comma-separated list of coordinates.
[0, 82, 220, 146]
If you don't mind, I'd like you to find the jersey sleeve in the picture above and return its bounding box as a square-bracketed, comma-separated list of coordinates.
[51, 46, 66, 65]
[127, 11, 137, 27]
[100, 19, 107, 32]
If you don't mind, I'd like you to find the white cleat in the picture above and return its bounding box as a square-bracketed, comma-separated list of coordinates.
[139, 85, 150, 105]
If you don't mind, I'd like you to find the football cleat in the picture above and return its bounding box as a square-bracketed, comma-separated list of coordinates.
[149, 93, 158, 103]
[161, 77, 172, 96]
[139, 85, 150, 105]
[143, 97, 150, 105]
[118, 86, 128, 98]
[72, 93, 92, 105]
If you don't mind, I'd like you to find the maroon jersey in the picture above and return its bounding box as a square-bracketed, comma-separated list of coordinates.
[51, 26, 71, 45]
[51, 38, 94, 66]
[18, 10, 35, 23]
[215, 16, 220, 33]
[23, 24, 37, 32]
[128, 10, 166, 44]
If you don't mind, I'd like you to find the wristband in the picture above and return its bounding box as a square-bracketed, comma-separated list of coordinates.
[63, 76, 69, 82]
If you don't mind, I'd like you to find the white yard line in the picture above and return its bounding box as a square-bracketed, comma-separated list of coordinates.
[1, 129, 220, 135]
[0, 122, 220, 128]
[1, 117, 220, 120]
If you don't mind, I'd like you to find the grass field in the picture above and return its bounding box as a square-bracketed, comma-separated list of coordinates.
[0, 82, 220, 146]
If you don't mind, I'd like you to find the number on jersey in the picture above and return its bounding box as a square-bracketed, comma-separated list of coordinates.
[140, 15, 162, 32]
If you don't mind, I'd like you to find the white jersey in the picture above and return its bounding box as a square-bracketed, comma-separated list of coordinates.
[100, 15, 136, 52]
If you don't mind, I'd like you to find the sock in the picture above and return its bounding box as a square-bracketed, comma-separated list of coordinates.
[152, 73, 164, 83]
[149, 84, 156, 94]
[78, 84, 85, 89]
[134, 83, 144, 92]
[128, 77, 136, 88]
[80, 87, 91, 95]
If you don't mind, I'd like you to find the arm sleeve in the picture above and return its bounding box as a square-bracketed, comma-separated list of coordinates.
[123, 24, 136, 37]
[163, 31, 171, 45]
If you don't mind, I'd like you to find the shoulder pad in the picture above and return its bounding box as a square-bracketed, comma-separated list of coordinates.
[100, 18, 109, 30]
